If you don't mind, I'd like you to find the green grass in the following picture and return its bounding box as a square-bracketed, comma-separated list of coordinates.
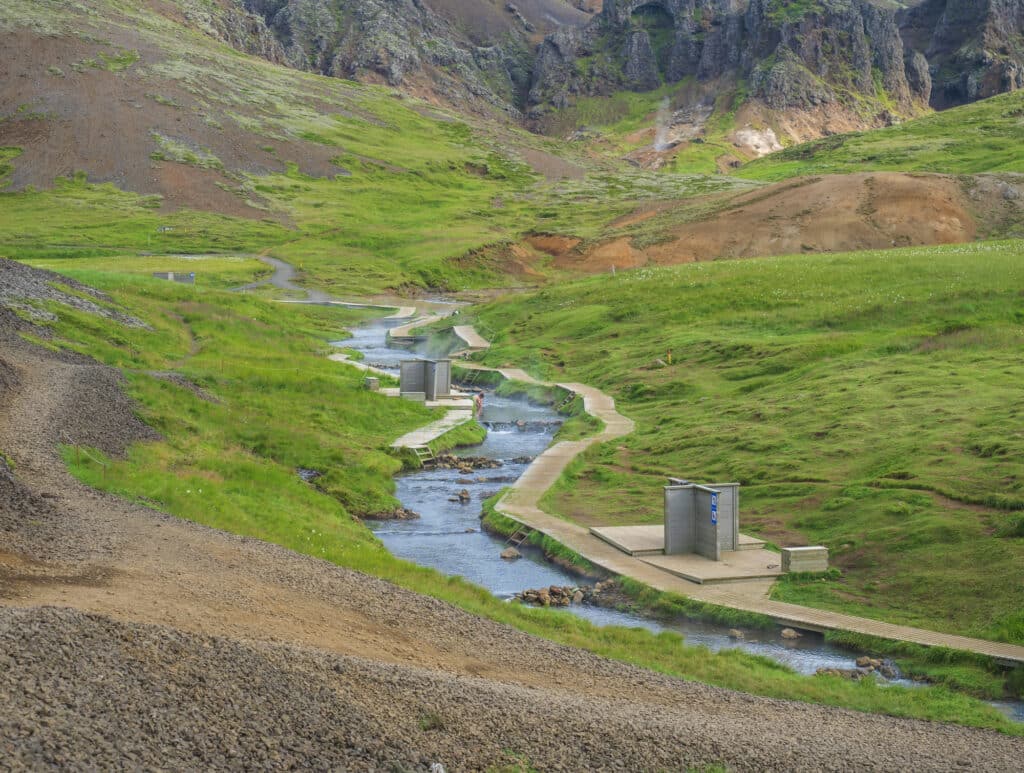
[0, 147, 22, 188]
[741, 89, 1024, 180]
[765, 0, 825, 23]
[250, 114, 538, 294]
[470, 241, 1024, 655]
[822, 629, 1015, 699]
[544, 87, 676, 141]
[40, 270, 433, 520]
[28, 254, 270, 290]
[0, 172, 289, 261]
[11, 261, 1018, 734]
[150, 132, 224, 170]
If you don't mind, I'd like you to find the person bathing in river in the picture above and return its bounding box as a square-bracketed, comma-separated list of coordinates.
[474, 391, 484, 419]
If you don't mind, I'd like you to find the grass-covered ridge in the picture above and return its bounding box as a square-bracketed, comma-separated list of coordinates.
[0, 0, 753, 294]
[470, 241, 1024, 649]
[740, 90, 1024, 180]
[8, 260, 1019, 734]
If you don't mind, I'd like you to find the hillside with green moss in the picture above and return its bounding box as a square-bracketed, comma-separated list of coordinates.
[467, 242, 1024, 648]
[0, 0, 763, 294]
[740, 89, 1024, 180]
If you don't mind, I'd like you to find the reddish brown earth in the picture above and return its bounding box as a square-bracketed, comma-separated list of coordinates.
[524, 233, 582, 256]
[556, 173, 979, 272]
[0, 28, 342, 220]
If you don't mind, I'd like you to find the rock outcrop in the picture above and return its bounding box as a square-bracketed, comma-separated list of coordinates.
[185, 0, 1024, 126]
[899, 0, 1024, 109]
[529, 0, 929, 125]
[215, 0, 591, 118]
[178, 2, 288, 64]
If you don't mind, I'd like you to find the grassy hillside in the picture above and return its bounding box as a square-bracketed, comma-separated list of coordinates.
[468, 242, 1024, 648]
[5, 258, 1017, 733]
[0, 0, 750, 293]
[740, 90, 1024, 180]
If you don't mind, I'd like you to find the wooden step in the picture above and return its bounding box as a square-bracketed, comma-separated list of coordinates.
[506, 527, 533, 547]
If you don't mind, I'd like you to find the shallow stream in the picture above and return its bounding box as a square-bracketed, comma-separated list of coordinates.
[333, 319, 1023, 721]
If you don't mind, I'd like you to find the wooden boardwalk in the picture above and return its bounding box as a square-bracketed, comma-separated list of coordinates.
[388, 313, 444, 341]
[458, 332, 1024, 666]
[390, 409, 474, 450]
[327, 352, 391, 376]
[452, 325, 490, 352]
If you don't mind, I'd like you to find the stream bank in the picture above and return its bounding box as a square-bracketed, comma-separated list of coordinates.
[334, 317, 1024, 720]
[336, 321, 915, 677]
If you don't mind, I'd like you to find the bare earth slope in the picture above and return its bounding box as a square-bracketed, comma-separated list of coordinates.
[1, 269, 1023, 769]
[0, 26, 341, 219]
[555, 173, 981, 272]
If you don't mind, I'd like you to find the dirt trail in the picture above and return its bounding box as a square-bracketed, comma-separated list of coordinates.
[1, 309, 1022, 768]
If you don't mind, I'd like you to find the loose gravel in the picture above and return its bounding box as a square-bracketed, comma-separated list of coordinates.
[3, 606, 1022, 772]
[0, 258, 145, 327]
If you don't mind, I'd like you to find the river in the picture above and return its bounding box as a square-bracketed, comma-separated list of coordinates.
[333, 317, 1024, 720]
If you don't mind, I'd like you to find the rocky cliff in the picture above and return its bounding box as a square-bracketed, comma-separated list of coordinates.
[187, 0, 1024, 130]
[179, 2, 289, 65]
[198, 0, 591, 118]
[529, 0, 928, 124]
[899, 0, 1024, 109]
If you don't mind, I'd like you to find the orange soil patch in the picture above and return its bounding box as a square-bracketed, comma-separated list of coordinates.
[557, 235, 643, 272]
[733, 101, 884, 146]
[560, 173, 977, 272]
[524, 234, 581, 256]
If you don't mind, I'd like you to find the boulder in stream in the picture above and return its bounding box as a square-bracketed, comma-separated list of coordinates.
[366, 506, 420, 521]
[780, 628, 802, 640]
[500, 547, 521, 560]
[515, 584, 590, 606]
[816, 667, 866, 681]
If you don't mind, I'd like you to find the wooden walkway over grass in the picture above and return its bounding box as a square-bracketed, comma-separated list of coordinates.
[390, 409, 474, 451]
[457, 333, 1024, 666]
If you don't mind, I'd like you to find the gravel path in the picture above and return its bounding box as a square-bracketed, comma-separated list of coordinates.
[1, 261, 1022, 770]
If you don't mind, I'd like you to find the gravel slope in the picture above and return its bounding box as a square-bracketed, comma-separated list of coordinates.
[1, 261, 1022, 770]
[4, 605, 1023, 772]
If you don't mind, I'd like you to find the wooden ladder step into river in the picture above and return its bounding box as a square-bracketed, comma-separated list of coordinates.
[506, 525, 533, 548]
[557, 391, 576, 410]
[412, 445, 434, 464]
